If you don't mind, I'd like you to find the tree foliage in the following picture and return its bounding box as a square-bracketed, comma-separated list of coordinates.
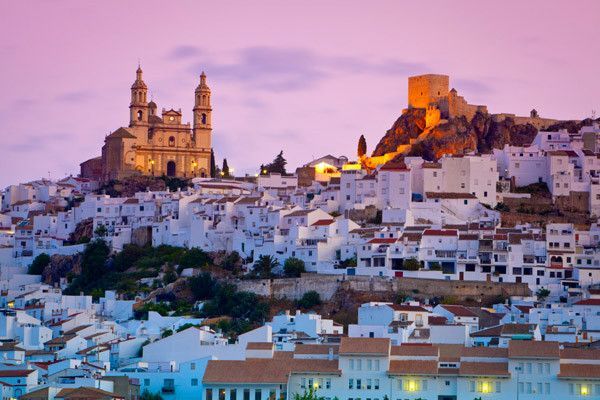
[297, 290, 321, 309]
[283, 257, 306, 278]
[28, 253, 50, 275]
[358, 134, 367, 157]
[261, 151, 287, 175]
[402, 258, 421, 271]
[140, 389, 163, 400]
[94, 224, 108, 238]
[222, 158, 230, 178]
[189, 272, 218, 300]
[536, 288, 551, 301]
[252, 255, 280, 278]
[201, 283, 269, 327]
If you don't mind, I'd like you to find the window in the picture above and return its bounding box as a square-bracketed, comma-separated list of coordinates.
[349, 359, 354, 370]
[374, 379, 380, 390]
[255, 390, 261, 400]
[206, 389, 213, 400]
[144, 379, 150, 386]
[202, 113, 207, 124]
[169, 136, 176, 147]
[367, 379, 372, 389]
[326, 378, 331, 389]
[367, 359, 372, 370]
[191, 378, 198, 386]
[137, 110, 143, 121]
[348, 379, 354, 389]
[243, 389, 250, 400]
[356, 379, 362, 389]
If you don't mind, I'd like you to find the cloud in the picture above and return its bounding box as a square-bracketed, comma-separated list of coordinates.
[453, 78, 494, 96]
[175, 46, 427, 93]
[168, 45, 203, 59]
[6, 132, 73, 152]
[55, 90, 95, 103]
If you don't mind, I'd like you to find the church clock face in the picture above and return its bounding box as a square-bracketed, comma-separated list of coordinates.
[169, 116, 175, 121]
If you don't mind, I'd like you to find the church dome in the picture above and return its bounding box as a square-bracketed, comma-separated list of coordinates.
[148, 100, 157, 109]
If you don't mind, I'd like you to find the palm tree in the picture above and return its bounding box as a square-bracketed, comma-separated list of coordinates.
[253, 255, 279, 278]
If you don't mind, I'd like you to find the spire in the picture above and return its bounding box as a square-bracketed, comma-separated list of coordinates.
[200, 71, 206, 86]
[136, 63, 143, 80]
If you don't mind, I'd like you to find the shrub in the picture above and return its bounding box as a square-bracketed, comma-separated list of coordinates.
[402, 258, 421, 271]
[178, 248, 210, 271]
[283, 257, 306, 278]
[28, 253, 50, 275]
[297, 291, 321, 309]
[189, 272, 217, 300]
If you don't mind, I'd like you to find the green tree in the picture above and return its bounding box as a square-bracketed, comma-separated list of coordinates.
[162, 266, 177, 285]
[297, 290, 321, 309]
[536, 287, 551, 301]
[283, 257, 306, 278]
[189, 272, 217, 300]
[293, 388, 324, 400]
[358, 134, 367, 157]
[113, 244, 146, 272]
[94, 224, 108, 237]
[222, 158, 230, 178]
[140, 389, 164, 400]
[28, 253, 50, 275]
[263, 151, 287, 175]
[220, 251, 243, 274]
[178, 248, 210, 271]
[402, 258, 421, 271]
[253, 255, 279, 278]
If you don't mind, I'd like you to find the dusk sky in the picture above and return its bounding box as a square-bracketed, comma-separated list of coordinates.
[1, 0, 599, 187]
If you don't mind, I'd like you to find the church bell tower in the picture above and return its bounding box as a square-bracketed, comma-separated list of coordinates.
[130, 65, 149, 126]
[193, 72, 212, 150]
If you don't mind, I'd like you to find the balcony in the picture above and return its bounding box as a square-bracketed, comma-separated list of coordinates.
[435, 250, 456, 259]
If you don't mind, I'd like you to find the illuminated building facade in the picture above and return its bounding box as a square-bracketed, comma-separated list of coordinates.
[82, 66, 213, 181]
[203, 338, 600, 400]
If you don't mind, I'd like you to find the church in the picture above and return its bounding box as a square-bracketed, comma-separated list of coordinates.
[80, 66, 213, 181]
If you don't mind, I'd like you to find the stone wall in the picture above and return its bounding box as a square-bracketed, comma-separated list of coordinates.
[232, 274, 531, 302]
[408, 74, 449, 111]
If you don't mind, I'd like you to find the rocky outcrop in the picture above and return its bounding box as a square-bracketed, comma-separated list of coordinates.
[69, 218, 93, 244]
[372, 109, 426, 156]
[545, 118, 600, 133]
[371, 110, 592, 162]
[43, 254, 82, 285]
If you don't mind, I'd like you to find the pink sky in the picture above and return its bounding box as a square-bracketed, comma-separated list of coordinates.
[1, 0, 599, 187]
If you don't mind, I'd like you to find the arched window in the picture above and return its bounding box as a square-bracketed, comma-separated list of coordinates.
[137, 110, 143, 121]
[201, 113, 207, 124]
[168, 136, 175, 147]
[202, 95, 207, 105]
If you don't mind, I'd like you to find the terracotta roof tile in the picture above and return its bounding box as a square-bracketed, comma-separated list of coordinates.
[388, 360, 438, 375]
[508, 340, 560, 359]
[339, 337, 390, 356]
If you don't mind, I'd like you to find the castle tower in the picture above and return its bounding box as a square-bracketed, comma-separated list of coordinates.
[129, 65, 149, 126]
[193, 72, 212, 150]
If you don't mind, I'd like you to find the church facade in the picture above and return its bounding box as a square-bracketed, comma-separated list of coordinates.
[81, 66, 213, 181]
